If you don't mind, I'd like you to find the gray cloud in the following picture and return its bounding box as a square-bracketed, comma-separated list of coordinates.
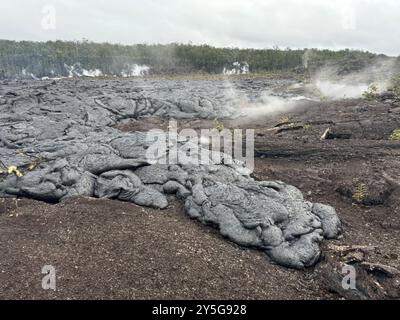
[0, 0, 399, 56]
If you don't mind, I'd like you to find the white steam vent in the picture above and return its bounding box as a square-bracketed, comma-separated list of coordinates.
[64, 63, 103, 78]
[121, 64, 150, 77]
[223, 62, 250, 75]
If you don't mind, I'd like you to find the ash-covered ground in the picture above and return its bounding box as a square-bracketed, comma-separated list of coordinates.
[0, 77, 399, 299]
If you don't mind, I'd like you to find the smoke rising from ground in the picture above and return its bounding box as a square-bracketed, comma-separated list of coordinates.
[221, 80, 306, 120]
[311, 58, 398, 100]
[221, 57, 399, 122]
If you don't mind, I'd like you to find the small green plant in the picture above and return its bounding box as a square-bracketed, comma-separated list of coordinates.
[279, 116, 291, 125]
[318, 93, 328, 102]
[0, 154, 46, 180]
[213, 119, 225, 132]
[26, 155, 46, 171]
[0, 161, 23, 178]
[389, 75, 400, 99]
[390, 129, 400, 141]
[312, 87, 328, 102]
[303, 124, 311, 130]
[362, 84, 379, 101]
[353, 182, 367, 203]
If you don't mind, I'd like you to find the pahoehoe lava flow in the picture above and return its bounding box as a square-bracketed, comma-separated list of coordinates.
[0, 78, 342, 269]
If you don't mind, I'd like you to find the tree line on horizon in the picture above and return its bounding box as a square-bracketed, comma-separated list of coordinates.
[0, 40, 395, 79]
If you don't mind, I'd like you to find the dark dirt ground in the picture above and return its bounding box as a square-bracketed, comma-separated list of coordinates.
[1, 95, 399, 300]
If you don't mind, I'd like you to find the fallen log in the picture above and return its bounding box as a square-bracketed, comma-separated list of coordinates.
[321, 128, 352, 140]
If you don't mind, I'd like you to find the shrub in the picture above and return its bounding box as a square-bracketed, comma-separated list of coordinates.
[362, 84, 379, 101]
[390, 129, 400, 141]
[279, 116, 291, 125]
[390, 75, 400, 99]
[213, 119, 225, 132]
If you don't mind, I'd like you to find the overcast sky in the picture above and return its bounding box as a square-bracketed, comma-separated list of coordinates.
[1, 0, 399, 56]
